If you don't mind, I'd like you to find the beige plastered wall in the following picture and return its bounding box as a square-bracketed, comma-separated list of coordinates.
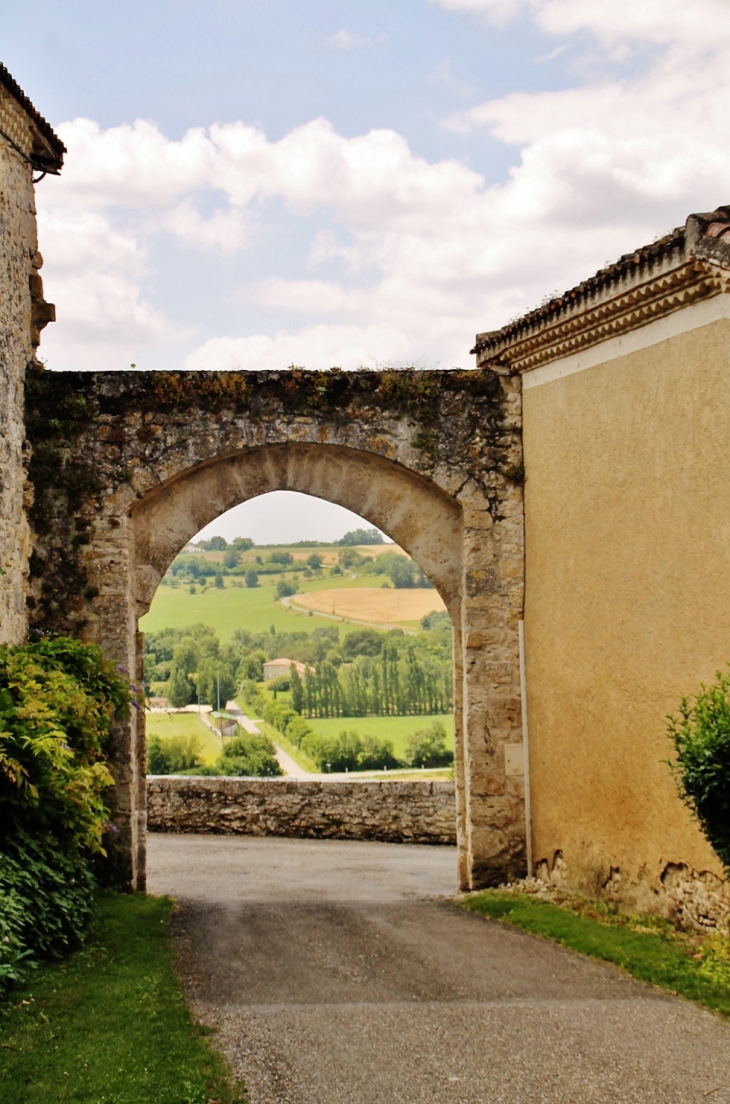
[523, 316, 730, 909]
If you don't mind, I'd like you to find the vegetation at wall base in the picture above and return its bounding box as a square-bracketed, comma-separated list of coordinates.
[462, 890, 730, 1017]
[0, 893, 245, 1103]
[0, 635, 131, 998]
[667, 666, 730, 871]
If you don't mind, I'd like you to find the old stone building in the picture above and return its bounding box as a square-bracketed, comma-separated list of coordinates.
[0, 64, 64, 643]
[1, 64, 729, 919]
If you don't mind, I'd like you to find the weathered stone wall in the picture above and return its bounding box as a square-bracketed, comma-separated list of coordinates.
[25, 369, 526, 891]
[0, 106, 39, 643]
[147, 776, 457, 845]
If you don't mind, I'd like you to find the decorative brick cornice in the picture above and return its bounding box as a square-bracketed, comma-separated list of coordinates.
[473, 207, 730, 374]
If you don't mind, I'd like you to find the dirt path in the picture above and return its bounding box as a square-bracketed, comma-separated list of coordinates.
[148, 835, 730, 1104]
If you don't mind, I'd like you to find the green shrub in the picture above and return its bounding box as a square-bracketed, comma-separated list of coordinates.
[214, 733, 282, 776]
[0, 635, 129, 852]
[146, 733, 203, 775]
[668, 667, 730, 871]
[0, 635, 130, 997]
[357, 733, 400, 770]
[300, 728, 401, 771]
[405, 720, 453, 768]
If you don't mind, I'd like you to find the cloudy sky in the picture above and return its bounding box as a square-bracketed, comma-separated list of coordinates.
[6, 0, 729, 541]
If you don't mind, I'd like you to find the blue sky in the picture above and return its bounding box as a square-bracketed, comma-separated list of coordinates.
[4, 0, 729, 542]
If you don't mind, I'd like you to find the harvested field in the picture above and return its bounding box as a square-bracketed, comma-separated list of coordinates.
[291, 586, 445, 625]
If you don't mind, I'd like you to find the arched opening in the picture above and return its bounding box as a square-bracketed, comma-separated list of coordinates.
[141, 489, 455, 781]
[131, 443, 462, 619]
[129, 442, 468, 885]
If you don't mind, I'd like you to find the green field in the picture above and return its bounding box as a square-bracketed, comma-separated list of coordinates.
[139, 575, 407, 642]
[146, 711, 223, 765]
[300, 713, 454, 761]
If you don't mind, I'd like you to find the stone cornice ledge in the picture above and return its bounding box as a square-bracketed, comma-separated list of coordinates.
[473, 207, 730, 375]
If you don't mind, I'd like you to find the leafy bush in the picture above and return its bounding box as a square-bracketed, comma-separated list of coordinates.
[0, 636, 129, 852]
[147, 733, 204, 775]
[214, 733, 282, 776]
[300, 728, 400, 771]
[405, 721, 453, 768]
[0, 635, 130, 997]
[276, 579, 297, 599]
[668, 667, 730, 871]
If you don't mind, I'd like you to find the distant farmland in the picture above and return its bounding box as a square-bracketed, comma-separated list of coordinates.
[291, 587, 445, 625]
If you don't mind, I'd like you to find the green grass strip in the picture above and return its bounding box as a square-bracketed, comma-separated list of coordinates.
[462, 891, 730, 1017]
[0, 893, 245, 1104]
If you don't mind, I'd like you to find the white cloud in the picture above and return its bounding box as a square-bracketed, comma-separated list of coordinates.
[327, 29, 388, 50]
[35, 1, 730, 373]
[184, 323, 413, 373]
[434, 0, 730, 47]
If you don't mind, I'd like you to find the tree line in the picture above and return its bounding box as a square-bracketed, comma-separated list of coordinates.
[144, 614, 453, 717]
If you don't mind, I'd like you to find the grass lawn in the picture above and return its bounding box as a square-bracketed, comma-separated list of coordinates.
[462, 891, 730, 1018]
[139, 573, 426, 642]
[0, 894, 244, 1103]
[140, 579, 352, 641]
[146, 711, 223, 766]
[305, 713, 454, 761]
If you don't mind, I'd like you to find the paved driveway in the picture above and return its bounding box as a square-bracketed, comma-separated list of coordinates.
[148, 834, 730, 1104]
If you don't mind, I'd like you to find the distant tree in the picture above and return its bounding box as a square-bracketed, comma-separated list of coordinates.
[290, 663, 304, 712]
[187, 559, 200, 578]
[338, 548, 365, 569]
[214, 733, 282, 777]
[306, 553, 323, 570]
[421, 610, 450, 631]
[196, 659, 235, 709]
[269, 551, 293, 565]
[338, 528, 384, 546]
[390, 558, 417, 588]
[331, 565, 342, 576]
[166, 664, 195, 708]
[276, 579, 297, 599]
[239, 652, 265, 681]
[207, 536, 227, 551]
[232, 537, 254, 551]
[358, 733, 400, 770]
[146, 734, 203, 775]
[189, 584, 196, 594]
[214, 572, 224, 589]
[146, 735, 170, 775]
[223, 548, 240, 570]
[245, 569, 259, 588]
[405, 722, 453, 768]
[342, 629, 384, 659]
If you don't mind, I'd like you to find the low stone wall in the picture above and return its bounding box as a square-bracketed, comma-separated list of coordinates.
[147, 776, 456, 845]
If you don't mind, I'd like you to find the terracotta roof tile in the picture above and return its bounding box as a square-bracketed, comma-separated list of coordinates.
[472, 206, 730, 361]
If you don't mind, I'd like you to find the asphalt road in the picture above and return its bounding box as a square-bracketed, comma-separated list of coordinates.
[148, 834, 730, 1104]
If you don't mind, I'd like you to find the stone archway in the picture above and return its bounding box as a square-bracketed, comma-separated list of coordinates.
[25, 368, 526, 892]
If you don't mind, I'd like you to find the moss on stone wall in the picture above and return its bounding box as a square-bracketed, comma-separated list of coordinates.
[24, 367, 521, 635]
[24, 373, 102, 633]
